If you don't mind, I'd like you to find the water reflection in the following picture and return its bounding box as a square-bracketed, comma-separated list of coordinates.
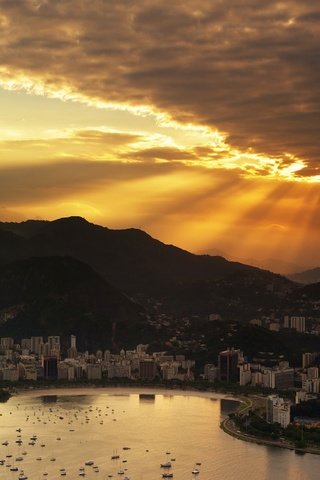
[0, 390, 318, 480]
[139, 393, 155, 402]
[41, 395, 58, 404]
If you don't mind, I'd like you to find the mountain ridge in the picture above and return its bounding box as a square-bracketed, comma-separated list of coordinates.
[0, 216, 294, 317]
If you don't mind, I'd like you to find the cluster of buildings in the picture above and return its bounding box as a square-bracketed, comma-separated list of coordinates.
[204, 348, 295, 390]
[250, 315, 307, 333]
[0, 336, 195, 383]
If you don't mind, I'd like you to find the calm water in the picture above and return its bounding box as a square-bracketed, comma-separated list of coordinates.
[0, 388, 319, 480]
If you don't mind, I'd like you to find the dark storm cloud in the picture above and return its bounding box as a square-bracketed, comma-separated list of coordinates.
[0, 0, 319, 171]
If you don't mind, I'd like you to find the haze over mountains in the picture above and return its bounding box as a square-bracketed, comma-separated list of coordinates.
[198, 248, 314, 276]
[0, 216, 318, 349]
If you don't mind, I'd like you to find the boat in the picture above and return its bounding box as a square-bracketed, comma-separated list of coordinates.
[192, 468, 200, 474]
[160, 462, 172, 468]
[85, 460, 94, 466]
[162, 474, 173, 479]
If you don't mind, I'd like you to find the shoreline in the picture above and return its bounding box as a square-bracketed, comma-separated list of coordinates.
[10, 383, 236, 402]
[220, 398, 320, 457]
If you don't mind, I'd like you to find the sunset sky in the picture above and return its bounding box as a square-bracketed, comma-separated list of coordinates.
[0, 0, 319, 271]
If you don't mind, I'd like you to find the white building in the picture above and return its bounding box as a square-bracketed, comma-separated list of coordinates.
[266, 395, 291, 428]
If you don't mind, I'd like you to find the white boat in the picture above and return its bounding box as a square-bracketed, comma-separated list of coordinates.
[192, 468, 200, 474]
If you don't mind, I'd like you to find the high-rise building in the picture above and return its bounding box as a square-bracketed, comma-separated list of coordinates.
[68, 335, 77, 359]
[266, 395, 291, 428]
[43, 356, 58, 380]
[31, 336, 43, 356]
[290, 316, 306, 333]
[0, 337, 14, 352]
[48, 336, 60, 357]
[139, 360, 157, 380]
[270, 368, 294, 389]
[218, 348, 241, 383]
[302, 352, 319, 368]
[307, 367, 319, 379]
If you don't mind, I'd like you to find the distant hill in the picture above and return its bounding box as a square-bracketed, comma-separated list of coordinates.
[288, 268, 320, 285]
[199, 248, 307, 275]
[0, 256, 145, 350]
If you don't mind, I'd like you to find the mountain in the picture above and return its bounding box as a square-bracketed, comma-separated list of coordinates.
[0, 216, 294, 317]
[0, 256, 145, 350]
[198, 248, 307, 275]
[288, 267, 320, 285]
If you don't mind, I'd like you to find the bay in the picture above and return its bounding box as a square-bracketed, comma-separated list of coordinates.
[0, 388, 319, 480]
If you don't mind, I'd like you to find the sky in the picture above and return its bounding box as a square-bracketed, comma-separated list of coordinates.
[0, 0, 319, 272]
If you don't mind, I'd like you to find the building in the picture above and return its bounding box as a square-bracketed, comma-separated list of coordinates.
[139, 360, 157, 380]
[271, 368, 294, 390]
[2, 366, 19, 382]
[266, 395, 291, 428]
[31, 336, 43, 356]
[204, 364, 220, 382]
[48, 336, 61, 358]
[68, 334, 77, 359]
[43, 356, 58, 380]
[239, 363, 252, 386]
[218, 348, 241, 383]
[107, 364, 131, 379]
[307, 367, 319, 379]
[0, 337, 14, 352]
[284, 316, 306, 333]
[86, 364, 102, 380]
[302, 352, 319, 369]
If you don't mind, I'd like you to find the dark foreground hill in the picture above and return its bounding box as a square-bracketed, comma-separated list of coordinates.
[0, 256, 145, 351]
[0, 217, 293, 315]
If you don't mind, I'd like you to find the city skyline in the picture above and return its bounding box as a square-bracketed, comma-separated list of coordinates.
[0, 1, 319, 268]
